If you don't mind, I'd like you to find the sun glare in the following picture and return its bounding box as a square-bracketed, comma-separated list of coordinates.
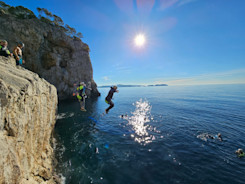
[134, 34, 146, 47]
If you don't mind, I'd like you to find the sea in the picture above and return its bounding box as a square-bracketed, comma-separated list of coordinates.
[54, 84, 245, 184]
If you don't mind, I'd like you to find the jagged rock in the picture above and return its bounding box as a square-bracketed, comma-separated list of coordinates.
[0, 13, 100, 99]
[0, 56, 58, 184]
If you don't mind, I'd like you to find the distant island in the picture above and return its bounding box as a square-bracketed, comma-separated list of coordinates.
[98, 84, 168, 88]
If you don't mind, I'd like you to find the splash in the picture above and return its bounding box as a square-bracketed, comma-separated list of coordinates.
[197, 133, 222, 142]
[126, 99, 158, 145]
[197, 133, 209, 142]
[57, 112, 74, 120]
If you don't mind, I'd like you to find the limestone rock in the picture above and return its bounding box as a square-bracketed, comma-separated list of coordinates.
[0, 56, 58, 184]
[0, 14, 100, 99]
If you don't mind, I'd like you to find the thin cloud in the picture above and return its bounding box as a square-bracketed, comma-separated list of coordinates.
[178, 0, 198, 6]
[76, 3, 114, 31]
[103, 76, 110, 81]
[159, 0, 179, 10]
[155, 17, 178, 34]
[154, 69, 245, 85]
[114, 0, 135, 15]
[136, 0, 155, 14]
[113, 64, 132, 73]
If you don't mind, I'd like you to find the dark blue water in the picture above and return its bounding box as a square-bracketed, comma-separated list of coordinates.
[54, 84, 245, 184]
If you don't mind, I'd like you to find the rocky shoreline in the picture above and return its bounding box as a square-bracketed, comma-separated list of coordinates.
[0, 3, 100, 183]
[0, 56, 58, 183]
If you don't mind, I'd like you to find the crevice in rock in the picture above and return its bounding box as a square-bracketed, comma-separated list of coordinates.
[37, 174, 48, 182]
[3, 118, 15, 137]
[34, 173, 49, 182]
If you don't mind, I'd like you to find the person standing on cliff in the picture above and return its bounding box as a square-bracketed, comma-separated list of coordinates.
[105, 86, 119, 114]
[74, 82, 91, 111]
[0, 40, 12, 57]
[13, 42, 25, 66]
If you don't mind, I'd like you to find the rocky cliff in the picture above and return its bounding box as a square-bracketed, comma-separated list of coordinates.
[0, 56, 58, 183]
[0, 13, 99, 99]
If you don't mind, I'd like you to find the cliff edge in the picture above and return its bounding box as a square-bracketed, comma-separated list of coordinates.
[0, 10, 99, 99]
[0, 56, 58, 183]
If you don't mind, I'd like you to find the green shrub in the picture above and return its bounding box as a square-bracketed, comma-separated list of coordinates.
[0, 1, 10, 9]
[1, 2, 85, 41]
[8, 6, 36, 19]
[40, 16, 53, 24]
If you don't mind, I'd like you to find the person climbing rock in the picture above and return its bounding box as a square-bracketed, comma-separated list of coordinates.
[13, 41, 25, 65]
[75, 82, 91, 111]
[0, 40, 12, 57]
[105, 86, 119, 114]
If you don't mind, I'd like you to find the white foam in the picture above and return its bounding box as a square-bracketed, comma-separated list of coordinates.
[60, 174, 66, 184]
[57, 112, 75, 120]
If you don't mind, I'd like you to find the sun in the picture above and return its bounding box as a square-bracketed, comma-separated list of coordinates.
[134, 34, 146, 47]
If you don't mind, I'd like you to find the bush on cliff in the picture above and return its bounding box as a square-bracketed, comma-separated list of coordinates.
[37, 7, 83, 40]
[0, 2, 36, 19]
[0, 1, 10, 9]
[0, 1, 85, 46]
[8, 6, 36, 19]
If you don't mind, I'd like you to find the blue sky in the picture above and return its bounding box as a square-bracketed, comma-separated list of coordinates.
[4, 0, 245, 85]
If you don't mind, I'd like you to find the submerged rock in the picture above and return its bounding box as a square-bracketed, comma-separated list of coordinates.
[0, 56, 58, 183]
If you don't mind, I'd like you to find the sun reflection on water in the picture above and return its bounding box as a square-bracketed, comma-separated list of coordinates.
[125, 99, 159, 145]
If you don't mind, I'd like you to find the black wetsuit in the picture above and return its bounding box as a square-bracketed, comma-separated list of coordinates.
[0, 46, 11, 57]
[105, 87, 117, 113]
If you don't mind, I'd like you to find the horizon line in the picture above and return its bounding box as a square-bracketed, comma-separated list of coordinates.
[97, 82, 245, 87]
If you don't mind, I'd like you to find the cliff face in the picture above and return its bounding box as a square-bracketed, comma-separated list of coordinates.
[0, 57, 58, 183]
[0, 13, 99, 99]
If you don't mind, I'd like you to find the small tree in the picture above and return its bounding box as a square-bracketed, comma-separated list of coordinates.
[37, 7, 53, 24]
[65, 24, 76, 37]
[53, 14, 64, 26]
[36, 7, 84, 39]
[37, 7, 42, 14]
[76, 32, 83, 38]
[7, 5, 36, 19]
[40, 16, 53, 24]
[43, 8, 53, 17]
[0, 1, 10, 9]
[37, 7, 44, 17]
[37, 7, 53, 19]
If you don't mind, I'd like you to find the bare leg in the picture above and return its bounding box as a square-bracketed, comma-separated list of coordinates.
[80, 98, 86, 111]
[105, 101, 114, 113]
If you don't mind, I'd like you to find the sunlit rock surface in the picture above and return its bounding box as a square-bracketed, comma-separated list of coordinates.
[0, 56, 58, 183]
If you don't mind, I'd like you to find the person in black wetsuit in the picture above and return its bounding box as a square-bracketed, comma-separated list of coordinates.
[0, 40, 12, 57]
[105, 86, 119, 114]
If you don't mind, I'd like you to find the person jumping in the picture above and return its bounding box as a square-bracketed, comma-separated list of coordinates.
[105, 86, 119, 114]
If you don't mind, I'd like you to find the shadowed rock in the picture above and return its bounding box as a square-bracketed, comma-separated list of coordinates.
[0, 13, 100, 99]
